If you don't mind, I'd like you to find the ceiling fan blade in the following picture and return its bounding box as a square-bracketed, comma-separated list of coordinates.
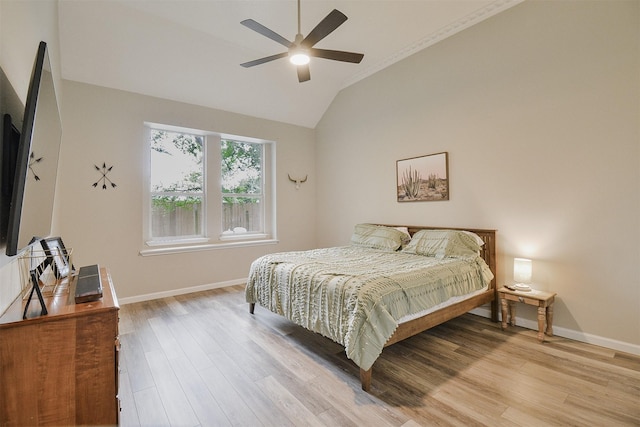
[301, 9, 347, 48]
[310, 48, 364, 64]
[241, 19, 293, 48]
[240, 52, 289, 68]
[297, 64, 311, 82]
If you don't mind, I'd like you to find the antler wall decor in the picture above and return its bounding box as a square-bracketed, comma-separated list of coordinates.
[288, 174, 308, 190]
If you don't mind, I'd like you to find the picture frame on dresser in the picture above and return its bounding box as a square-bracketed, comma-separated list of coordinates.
[40, 236, 73, 279]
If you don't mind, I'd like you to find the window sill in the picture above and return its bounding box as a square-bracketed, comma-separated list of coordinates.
[139, 238, 278, 257]
[219, 233, 268, 241]
[146, 237, 210, 247]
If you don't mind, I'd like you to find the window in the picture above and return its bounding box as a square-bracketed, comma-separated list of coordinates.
[144, 124, 274, 251]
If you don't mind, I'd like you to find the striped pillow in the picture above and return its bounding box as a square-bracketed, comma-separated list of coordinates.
[350, 224, 405, 252]
[402, 229, 482, 258]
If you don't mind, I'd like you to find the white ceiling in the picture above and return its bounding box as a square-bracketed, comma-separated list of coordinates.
[58, 0, 522, 128]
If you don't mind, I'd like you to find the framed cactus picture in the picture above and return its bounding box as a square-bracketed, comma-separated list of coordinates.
[397, 152, 449, 202]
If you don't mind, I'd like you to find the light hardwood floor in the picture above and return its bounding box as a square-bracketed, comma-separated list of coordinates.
[118, 285, 640, 426]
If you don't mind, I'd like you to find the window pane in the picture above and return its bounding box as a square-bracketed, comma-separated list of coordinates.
[151, 195, 203, 238]
[150, 129, 204, 239]
[151, 130, 203, 192]
[222, 197, 262, 233]
[221, 140, 261, 194]
[221, 139, 264, 235]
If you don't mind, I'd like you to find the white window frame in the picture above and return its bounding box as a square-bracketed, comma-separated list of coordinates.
[141, 123, 277, 256]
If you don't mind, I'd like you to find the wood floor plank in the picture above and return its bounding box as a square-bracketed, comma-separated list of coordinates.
[247, 324, 320, 383]
[178, 312, 225, 354]
[126, 302, 162, 353]
[404, 395, 492, 427]
[563, 392, 640, 425]
[316, 407, 359, 427]
[400, 420, 432, 427]
[207, 346, 296, 427]
[501, 405, 563, 427]
[118, 285, 640, 427]
[198, 363, 264, 426]
[147, 316, 186, 361]
[132, 387, 170, 427]
[144, 350, 201, 426]
[431, 381, 509, 424]
[270, 369, 334, 416]
[119, 333, 155, 393]
[256, 375, 326, 427]
[167, 355, 232, 427]
[310, 365, 411, 426]
[118, 303, 135, 334]
[164, 295, 189, 316]
[220, 337, 280, 382]
[165, 313, 215, 371]
[118, 365, 140, 427]
[461, 357, 569, 405]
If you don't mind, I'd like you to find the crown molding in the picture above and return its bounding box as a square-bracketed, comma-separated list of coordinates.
[341, 0, 525, 90]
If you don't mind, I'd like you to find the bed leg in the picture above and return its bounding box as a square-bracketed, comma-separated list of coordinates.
[491, 294, 499, 322]
[360, 368, 372, 392]
[249, 303, 255, 314]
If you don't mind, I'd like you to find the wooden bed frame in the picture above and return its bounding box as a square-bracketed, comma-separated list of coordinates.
[249, 225, 498, 392]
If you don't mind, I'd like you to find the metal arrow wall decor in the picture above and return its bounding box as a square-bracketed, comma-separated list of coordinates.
[93, 162, 117, 190]
[28, 152, 43, 181]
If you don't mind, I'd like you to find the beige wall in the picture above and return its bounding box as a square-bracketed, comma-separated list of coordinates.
[316, 0, 639, 351]
[56, 80, 316, 300]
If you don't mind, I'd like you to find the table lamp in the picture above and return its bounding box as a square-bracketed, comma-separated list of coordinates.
[513, 258, 532, 291]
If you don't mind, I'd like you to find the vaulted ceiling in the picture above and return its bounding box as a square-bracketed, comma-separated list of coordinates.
[58, 0, 522, 128]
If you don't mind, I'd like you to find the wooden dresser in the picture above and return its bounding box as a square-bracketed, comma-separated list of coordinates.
[0, 267, 119, 426]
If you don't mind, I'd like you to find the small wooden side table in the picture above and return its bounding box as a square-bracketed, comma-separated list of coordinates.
[498, 287, 556, 342]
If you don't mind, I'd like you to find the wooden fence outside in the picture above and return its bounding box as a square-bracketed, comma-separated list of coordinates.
[152, 202, 261, 238]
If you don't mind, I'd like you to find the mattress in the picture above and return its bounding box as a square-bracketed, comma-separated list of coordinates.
[398, 285, 488, 323]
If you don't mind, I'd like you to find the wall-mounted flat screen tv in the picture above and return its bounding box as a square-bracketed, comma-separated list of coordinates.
[6, 41, 62, 256]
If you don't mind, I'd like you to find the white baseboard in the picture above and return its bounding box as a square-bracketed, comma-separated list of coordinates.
[118, 278, 247, 305]
[470, 307, 640, 356]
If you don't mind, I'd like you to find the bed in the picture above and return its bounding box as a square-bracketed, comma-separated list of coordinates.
[245, 224, 498, 391]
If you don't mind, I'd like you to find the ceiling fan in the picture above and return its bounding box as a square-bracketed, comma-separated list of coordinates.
[240, 0, 364, 83]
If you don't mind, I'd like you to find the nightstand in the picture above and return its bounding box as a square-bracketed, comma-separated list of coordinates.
[498, 287, 557, 342]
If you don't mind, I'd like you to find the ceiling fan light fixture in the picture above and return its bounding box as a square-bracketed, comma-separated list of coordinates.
[289, 50, 310, 65]
[240, 1, 363, 82]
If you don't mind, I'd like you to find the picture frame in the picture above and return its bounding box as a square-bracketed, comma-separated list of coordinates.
[397, 152, 449, 202]
[40, 237, 73, 279]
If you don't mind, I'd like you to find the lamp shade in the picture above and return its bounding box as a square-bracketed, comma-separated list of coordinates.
[513, 258, 532, 283]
